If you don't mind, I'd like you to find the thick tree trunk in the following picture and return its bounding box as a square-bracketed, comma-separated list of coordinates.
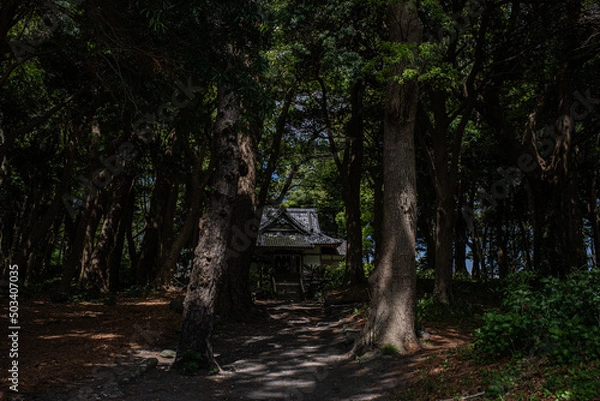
[362, 2, 421, 353]
[217, 126, 259, 318]
[175, 85, 241, 371]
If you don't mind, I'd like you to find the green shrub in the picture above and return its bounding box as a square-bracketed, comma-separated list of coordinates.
[416, 294, 476, 323]
[474, 268, 600, 363]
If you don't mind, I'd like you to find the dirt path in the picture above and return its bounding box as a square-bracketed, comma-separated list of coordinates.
[34, 301, 413, 401]
[115, 302, 414, 401]
[9, 297, 471, 401]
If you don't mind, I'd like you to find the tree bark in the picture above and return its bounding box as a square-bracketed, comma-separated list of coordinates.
[78, 176, 133, 292]
[454, 210, 468, 277]
[59, 189, 103, 292]
[362, 1, 421, 353]
[216, 123, 259, 319]
[159, 146, 208, 286]
[175, 84, 241, 371]
[342, 80, 366, 286]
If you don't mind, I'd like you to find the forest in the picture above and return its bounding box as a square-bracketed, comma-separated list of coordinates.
[1, 0, 600, 400]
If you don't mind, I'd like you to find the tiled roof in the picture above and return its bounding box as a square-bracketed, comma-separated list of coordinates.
[257, 207, 343, 250]
[256, 233, 313, 249]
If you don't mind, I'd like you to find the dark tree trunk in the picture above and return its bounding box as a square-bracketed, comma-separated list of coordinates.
[371, 157, 384, 268]
[160, 147, 208, 285]
[454, 210, 468, 277]
[153, 171, 180, 286]
[477, 0, 586, 277]
[59, 191, 102, 292]
[320, 78, 366, 286]
[136, 172, 169, 285]
[433, 196, 455, 303]
[496, 218, 508, 279]
[217, 125, 259, 319]
[79, 177, 133, 292]
[175, 85, 241, 371]
[363, 2, 421, 353]
[588, 181, 600, 267]
[342, 81, 366, 286]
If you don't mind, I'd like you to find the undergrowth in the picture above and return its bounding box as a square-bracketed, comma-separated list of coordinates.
[399, 268, 600, 401]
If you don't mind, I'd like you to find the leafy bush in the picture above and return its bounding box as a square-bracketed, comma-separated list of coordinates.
[474, 268, 600, 364]
[416, 294, 476, 323]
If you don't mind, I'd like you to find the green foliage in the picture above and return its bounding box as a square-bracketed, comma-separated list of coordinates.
[179, 350, 204, 374]
[303, 263, 345, 298]
[474, 268, 600, 364]
[481, 359, 527, 399]
[325, 262, 346, 290]
[481, 359, 600, 401]
[380, 344, 400, 356]
[416, 294, 475, 324]
[543, 363, 600, 401]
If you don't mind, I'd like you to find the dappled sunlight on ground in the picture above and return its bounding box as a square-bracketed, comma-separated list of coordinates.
[4, 294, 483, 401]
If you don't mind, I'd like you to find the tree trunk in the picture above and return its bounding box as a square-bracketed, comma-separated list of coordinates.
[588, 181, 600, 267]
[79, 177, 133, 292]
[136, 171, 169, 285]
[371, 157, 384, 268]
[496, 225, 508, 279]
[175, 85, 241, 371]
[343, 80, 366, 286]
[362, 1, 421, 353]
[433, 196, 455, 303]
[217, 124, 259, 319]
[160, 148, 208, 286]
[454, 210, 468, 276]
[59, 191, 102, 292]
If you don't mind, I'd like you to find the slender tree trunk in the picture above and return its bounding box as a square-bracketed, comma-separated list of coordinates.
[496, 219, 508, 279]
[136, 173, 168, 285]
[79, 177, 133, 292]
[433, 196, 455, 302]
[588, 182, 600, 267]
[343, 80, 366, 286]
[371, 158, 384, 268]
[454, 211, 468, 276]
[175, 85, 241, 371]
[153, 171, 180, 286]
[59, 191, 102, 292]
[160, 148, 208, 285]
[362, 1, 421, 353]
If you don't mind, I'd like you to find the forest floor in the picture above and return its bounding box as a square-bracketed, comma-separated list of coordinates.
[1, 289, 490, 401]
